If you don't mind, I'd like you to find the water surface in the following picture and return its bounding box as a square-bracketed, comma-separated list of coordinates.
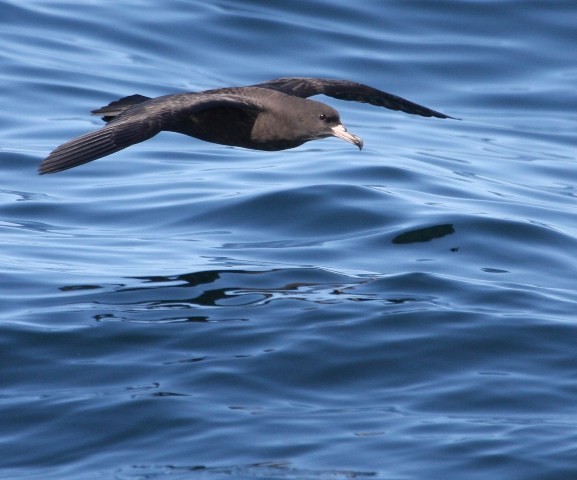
[1, 1, 577, 479]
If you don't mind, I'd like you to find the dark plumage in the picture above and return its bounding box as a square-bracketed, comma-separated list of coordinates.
[38, 77, 452, 175]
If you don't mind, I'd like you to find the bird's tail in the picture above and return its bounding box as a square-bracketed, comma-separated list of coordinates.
[91, 94, 151, 122]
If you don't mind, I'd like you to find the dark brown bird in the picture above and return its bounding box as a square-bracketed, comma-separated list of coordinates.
[38, 77, 452, 175]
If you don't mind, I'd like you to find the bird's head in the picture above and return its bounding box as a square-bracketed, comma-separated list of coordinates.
[302, 101, 363, 150]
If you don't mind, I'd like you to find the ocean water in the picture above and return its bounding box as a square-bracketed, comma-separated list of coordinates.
[2, 1, 577, 479]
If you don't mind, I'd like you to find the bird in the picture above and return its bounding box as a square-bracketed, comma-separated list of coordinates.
[38, 77, 452, 175]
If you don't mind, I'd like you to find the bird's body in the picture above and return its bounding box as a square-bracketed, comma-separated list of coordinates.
[39, 77, 452, 174]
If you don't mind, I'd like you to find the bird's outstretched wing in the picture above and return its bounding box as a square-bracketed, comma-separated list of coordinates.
[39, 94, 263, 174]
[253, 77, 452, 119]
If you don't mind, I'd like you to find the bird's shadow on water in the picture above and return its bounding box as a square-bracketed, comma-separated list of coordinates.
[59, 267, 376, 324]
[54, 263, 452, 325]
[45, 223, 457, 324]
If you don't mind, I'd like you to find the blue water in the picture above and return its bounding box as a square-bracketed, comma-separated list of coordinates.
[2, 1, 577, 479]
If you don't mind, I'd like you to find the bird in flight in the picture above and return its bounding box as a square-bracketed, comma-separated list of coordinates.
[39, 77, 453, 175]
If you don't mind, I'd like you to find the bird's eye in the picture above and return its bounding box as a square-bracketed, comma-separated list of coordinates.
[319, 114, 327, 121]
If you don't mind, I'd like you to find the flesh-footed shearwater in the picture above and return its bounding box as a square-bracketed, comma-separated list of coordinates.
[38, 77, 452, 175]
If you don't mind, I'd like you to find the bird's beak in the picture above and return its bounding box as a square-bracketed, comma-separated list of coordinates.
[331, 124, 363, 150]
